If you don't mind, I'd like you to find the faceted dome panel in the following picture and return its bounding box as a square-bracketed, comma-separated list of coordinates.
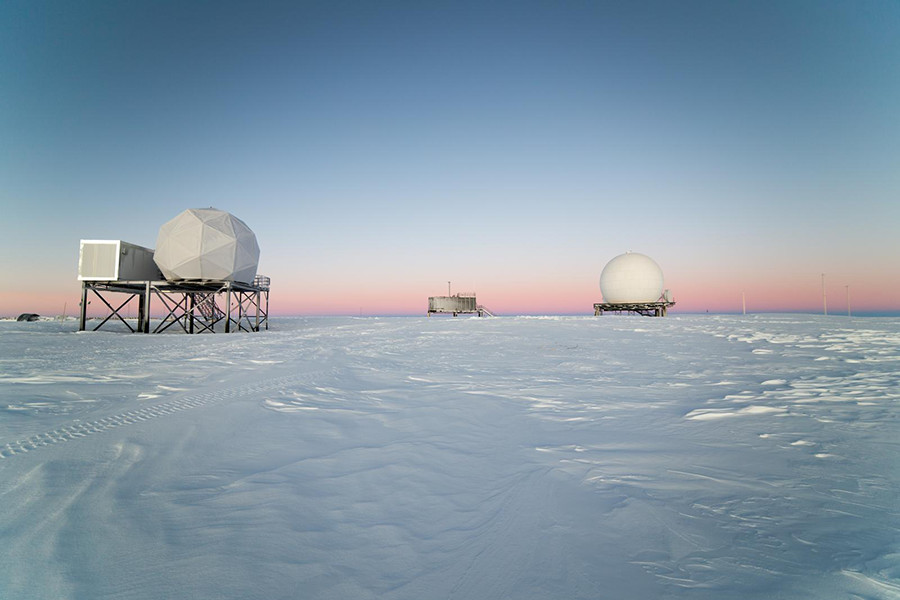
[154, 208, 260, 283]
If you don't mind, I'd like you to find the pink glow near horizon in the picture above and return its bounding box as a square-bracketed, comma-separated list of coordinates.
[3, 270, 898, 318]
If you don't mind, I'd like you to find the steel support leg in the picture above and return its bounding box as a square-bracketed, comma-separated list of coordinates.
[138, 291, 145, 332]
[142, 282, 152, 333]
[255, 291, 261, 332]
[79, 282, 88, 331]
[225, 284, 232, 333]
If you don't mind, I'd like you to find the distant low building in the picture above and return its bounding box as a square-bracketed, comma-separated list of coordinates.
[16, 313, 40, 322]
[427, 293, 494, 317]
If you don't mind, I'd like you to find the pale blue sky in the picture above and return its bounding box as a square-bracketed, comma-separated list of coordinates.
[2, 0, 898, 314]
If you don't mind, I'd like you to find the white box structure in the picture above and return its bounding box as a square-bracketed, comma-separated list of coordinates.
[78, 240, 162, 281]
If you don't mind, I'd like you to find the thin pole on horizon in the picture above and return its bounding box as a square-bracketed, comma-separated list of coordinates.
[846, 285, 851, 317]
[742, 291, 746, 315]
[822, 273, 827, 315]
[448, 281, 451, 296]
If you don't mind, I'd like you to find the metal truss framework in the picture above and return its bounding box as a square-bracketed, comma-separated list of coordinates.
[79, 278, 270, 334]
[593, 301, 675, 317]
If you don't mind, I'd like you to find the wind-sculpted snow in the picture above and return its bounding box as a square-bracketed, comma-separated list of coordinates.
[0, 371, 335, 459]
[1, 315, 898, 599]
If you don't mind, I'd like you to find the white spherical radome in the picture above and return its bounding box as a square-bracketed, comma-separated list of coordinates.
[599, 252, 664, 303]
[153, 208, 260, 284]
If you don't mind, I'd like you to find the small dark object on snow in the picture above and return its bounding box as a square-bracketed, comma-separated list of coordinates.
[16, 313, 40, 322]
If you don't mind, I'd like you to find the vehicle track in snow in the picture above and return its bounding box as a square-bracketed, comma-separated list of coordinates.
[0, 369, 334, 460]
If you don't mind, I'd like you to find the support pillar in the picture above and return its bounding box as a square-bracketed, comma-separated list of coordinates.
[79, 282, 88, 331]
[225, 283, 232, 333]
[255, 291, 261, 332]
[189, 293, 195, 334]
[137, 290, 145, 332]
[142, 281, 152, 333]
[237, 290, 244, 331]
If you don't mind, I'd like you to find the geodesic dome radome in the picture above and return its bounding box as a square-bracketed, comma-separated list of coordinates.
[153, 208, 260, 284]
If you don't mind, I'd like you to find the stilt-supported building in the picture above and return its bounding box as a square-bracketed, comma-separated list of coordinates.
[76, 208, 270, 333]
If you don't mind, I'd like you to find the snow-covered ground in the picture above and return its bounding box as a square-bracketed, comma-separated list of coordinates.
[1, 315, 898, 600]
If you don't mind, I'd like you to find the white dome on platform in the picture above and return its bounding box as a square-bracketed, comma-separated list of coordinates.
[599, 252, 664, 303]
[153, 208, 259, 284]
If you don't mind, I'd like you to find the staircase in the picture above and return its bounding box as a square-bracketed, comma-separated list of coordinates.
[195, 293, 224, 320]
[477, 305, 495, 317]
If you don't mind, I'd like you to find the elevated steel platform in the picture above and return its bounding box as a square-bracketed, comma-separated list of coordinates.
[79, 276, 270, 333]
[593, 301, 674, 317]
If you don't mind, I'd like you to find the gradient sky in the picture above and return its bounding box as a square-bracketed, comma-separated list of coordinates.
[2, 0, 898, 316]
